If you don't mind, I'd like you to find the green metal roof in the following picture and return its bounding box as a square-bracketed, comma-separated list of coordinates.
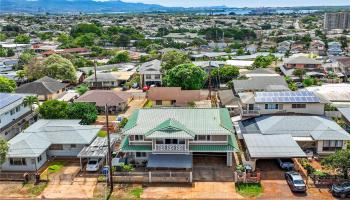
[122, 108, 235, 136]
[120, 136, 152, 152]
[145, 118, 195, 139]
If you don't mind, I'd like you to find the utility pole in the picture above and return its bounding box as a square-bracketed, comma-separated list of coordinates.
[105, 105, 114, 195]
[208, 61, 212, 100]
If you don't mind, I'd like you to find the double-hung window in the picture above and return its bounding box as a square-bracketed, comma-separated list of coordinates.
[323, 140, 343, 151]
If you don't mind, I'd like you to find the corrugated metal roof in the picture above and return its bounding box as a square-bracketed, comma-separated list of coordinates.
[240, 115, 350, 140]
[77, 135, 119, 158]
[243, 134, 306, 158]
[7, 120, 102, 158]
[123, 108, 234, 136]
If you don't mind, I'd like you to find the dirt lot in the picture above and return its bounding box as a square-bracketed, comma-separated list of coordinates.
[256, 159, 334, 200]
[141, 182, 244, 199]
[41, 162, 98, 199]
[120, 99, 147, 118]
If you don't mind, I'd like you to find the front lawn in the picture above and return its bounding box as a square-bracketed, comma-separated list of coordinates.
[97, 130, 107, 137]
[23, 182, 48, 196]
[48, 161, 67, 173]
[235, 183, 263, 198]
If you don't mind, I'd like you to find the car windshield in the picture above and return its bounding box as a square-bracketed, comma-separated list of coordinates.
[88, 160, 97, 164]
[293, 180, 305, 185]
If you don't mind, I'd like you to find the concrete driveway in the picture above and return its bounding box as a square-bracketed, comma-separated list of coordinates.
[256, 159, 334, 199]
[193, 155, 234, 182]
[141, 182, 244, 199]
[120, 99, 146, 118]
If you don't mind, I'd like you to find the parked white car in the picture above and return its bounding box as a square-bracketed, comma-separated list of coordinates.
[86, 158, 103, 172]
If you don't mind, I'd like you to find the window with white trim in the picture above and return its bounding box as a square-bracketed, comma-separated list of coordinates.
[265, 104, 279, 110]
[323, 140, 343, 151]
[135, 135, 144, 141]
[9, 158, 27, 166]
[195, 135, 211, 141]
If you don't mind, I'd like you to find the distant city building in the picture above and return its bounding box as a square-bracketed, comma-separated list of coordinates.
[324, 12, 350, 31]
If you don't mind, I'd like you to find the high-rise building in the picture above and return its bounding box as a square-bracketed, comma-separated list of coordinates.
[324, 12, 350, 31]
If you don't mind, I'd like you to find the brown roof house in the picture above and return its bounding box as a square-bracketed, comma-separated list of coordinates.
[75, 90, 129, 114]
[147, 87, 206, 107]
[15, 76, 66, 101]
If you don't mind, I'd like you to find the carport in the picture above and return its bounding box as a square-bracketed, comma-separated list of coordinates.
[242, 134, 306, 170]
[77, 135, 119, 171]
[147, 154, 193, 169]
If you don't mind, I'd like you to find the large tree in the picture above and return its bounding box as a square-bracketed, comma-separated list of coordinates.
[161, 50, 190, 71]
[67, 102, 98, 125]
[25, 54, 77, 82]
[14, 34, 30, 44]
[0, 76, 16, 92]
[211, 65, 239, 83]
[39, 100, 68, 119]
[108, 51, 130, 64]
[163, 63, 207, 90]
[322, 149, 350, 178]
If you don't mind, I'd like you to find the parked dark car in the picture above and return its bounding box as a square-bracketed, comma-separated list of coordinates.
[277, 158, 294, 170]
[331, 182, 350, 198]
[285, 171, 307, 192]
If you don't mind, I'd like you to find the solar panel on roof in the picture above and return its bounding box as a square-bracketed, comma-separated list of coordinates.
[0, 93, 22, 109]
[254, 91, 320, 103]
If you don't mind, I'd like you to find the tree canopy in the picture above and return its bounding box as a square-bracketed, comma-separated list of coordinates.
[0, 76, 16, 92]
[67, 102, 98, 125]
[39, 100, 97, 125]
[25, 54, 77, 82]
[14, 34, 30, 44]
[163, 63, 207, 90]
[0, 138, 9, 166]
[211, 65, 239, 83]
[39, 100, 69, 119]
[108, 51, 130, 64]
[252, 55, 276, 68]
[322, 149, 350, 178]
[161, 50, 190, 71]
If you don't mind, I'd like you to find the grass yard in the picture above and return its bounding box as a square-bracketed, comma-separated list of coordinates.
[23, 182, 48, 197]
[97, 130, 107, 137]
[48, 161, 67, 173]
[143, 100, 153, 108]
[235, 183, 263, 198]
[109, 184, 144, 199]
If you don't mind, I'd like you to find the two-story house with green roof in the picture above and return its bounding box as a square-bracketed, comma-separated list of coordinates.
[120, 108, 239, 168]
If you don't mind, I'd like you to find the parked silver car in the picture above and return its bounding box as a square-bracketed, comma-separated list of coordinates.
[285, 171, 307, 192]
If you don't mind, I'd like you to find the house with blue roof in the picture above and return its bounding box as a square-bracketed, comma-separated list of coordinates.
[0, 93, 38, 140]
[120, 108, 239, 169]
[2, 120, 102, 171]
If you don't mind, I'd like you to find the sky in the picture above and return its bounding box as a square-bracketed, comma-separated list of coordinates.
[120, 0, 350, 8]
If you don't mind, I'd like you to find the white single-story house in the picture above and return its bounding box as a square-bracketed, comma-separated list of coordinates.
[1, 120, 102, 171]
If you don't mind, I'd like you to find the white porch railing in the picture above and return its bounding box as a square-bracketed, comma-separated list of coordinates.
[154, 144, 187, 152]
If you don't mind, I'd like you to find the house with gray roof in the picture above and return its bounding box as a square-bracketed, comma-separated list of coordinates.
[138, 59, 162, 87]
[232, 76, 289, 94]
[2, 120, 102, 171]
[84, 73, 119, 89]
[0, 93, 38, 140]
[238, 115, 350, 166]
[238, 91, 328, 117]
[120, 108, 239, 168]
[15, 76, 67, 101]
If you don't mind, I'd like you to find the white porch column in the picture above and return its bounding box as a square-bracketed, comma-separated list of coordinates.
[227, 152, 233, 167]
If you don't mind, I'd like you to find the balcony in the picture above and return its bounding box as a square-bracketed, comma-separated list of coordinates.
[154, 144, 187, 152]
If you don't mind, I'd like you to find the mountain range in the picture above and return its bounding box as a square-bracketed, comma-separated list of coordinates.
[0, 0, 170, 13]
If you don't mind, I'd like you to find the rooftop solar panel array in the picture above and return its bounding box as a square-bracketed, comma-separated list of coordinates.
[255, 91, 320, 103]
[0, 93, 22, 109]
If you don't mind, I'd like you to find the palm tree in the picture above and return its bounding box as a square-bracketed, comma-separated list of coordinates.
[23, 96, 39, 112]
[15, 70, 26, 83]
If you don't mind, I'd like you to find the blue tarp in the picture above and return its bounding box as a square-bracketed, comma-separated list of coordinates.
[147, 154, 193, 169]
